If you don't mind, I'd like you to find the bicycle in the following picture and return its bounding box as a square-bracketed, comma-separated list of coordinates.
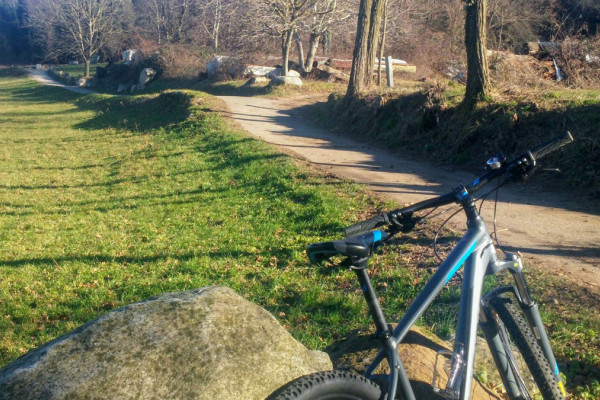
[267, 132, 574, 400]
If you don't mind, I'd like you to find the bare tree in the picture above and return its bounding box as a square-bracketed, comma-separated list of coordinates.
[134, 0, 201, 45]
[197, 0, 242, 51]
[257, 0, 318, 76]
[27, 0, 128, 76]
[295, 0, 352, 74]
[487, 0, 550, 52]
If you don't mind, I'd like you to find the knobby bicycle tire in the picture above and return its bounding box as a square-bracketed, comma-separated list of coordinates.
[488, 294, 565, 400]
[266, 370, 384, 400]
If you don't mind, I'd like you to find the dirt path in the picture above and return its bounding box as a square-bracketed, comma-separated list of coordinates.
[216, 95, 600, 291]
[27, 69, 94, 94]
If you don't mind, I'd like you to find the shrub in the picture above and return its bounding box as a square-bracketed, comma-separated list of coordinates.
[555, 37, 600, 88]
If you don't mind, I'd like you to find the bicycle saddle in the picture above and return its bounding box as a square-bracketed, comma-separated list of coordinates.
[307, 230, 388, 264]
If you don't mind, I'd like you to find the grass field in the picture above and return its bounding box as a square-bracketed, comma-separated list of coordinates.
[0, 68, 598, 398]
[0, 68, 380, 363]
[54, 62, 108, 78]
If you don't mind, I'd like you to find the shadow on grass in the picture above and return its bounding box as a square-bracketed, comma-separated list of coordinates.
[73, 91, 192, 132]
[7, 74, 194, 134]
[0, 67, 28, 78]
[0, 248, 295, 269]
[128, 77, 274, 97]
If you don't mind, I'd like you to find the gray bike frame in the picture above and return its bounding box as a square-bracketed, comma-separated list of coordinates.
[353, 195, 563, 400]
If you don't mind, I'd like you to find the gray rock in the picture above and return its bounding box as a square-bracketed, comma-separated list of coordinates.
[244, 76, 269, 86]
[269, 76, 303, 87]
[122, 49, 143, 65]
[311, 65, 350, 83]
[117, 83, 126, 93]
[206, 55, 229, 78]
[266, 67, 282, 78]
[138, 68, 156, 90]
[0, 286, 331, 400]
[206, 56, 243, 79]
[267, 69, 300, 78]
[243, 65, 278, 77]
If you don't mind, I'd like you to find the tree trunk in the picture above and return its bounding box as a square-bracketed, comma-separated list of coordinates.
[463, 0, 490, 108]
[377, 0, 388, 86]
[213, 0, 221, 51]
[84, 58, 90, 78]
[365, 0, 385, 86]
[282, 28, 294, 76]
[304, 33, 320, 74]
[294, 32, 305, 74]
[346, 0, 374, 99]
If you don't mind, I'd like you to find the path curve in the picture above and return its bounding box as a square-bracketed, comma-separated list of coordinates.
[28, 69, 95, 94]
[216, 95, 600, 291]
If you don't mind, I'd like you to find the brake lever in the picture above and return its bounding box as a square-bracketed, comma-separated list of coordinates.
[390, 211, 421, 233]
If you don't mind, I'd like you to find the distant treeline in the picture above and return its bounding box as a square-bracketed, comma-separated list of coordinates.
[1, 0, 599, 72]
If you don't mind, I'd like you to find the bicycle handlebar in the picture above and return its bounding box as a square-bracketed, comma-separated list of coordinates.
[344, 131, 574, 236]
[344, 213, 389, 237]
[530, 131, 573, 160]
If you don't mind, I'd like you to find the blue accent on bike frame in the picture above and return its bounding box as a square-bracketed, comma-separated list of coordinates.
[373, 231, 382, 242]
[445, 241, 477, 284]
[473, 178, 480, 186]
[555, 362, 559, 375]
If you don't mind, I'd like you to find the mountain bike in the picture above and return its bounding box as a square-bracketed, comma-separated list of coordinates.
[268, 132, 574, 400]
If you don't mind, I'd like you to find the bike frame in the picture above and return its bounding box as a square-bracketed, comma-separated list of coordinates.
[351, 191, 564, 400]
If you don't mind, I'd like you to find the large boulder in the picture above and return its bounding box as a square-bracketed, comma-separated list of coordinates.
[310, 65, 350, 83]
[243, 65, 279, 77]
[0, 286, 332, 400]
[122, 49, 143, 65]
[269, 76, 303, 87]
[266, 68, 301, 78]
[138, 67, 156, 90]
[206, 56, 245, 80]
[244, 76, 269, 86]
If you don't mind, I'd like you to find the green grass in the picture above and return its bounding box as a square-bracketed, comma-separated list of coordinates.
[0, 68, 598, 398]
[0, 69, 380, 364]
[54, 63, 108, 78]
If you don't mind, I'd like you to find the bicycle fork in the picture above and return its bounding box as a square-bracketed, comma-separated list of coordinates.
[480, 254, 567, 399]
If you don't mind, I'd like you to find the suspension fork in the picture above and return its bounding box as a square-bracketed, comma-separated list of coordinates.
[508, 256, 566, 397]
[480, 286, 528, 399]
[481, 254, 566, 397]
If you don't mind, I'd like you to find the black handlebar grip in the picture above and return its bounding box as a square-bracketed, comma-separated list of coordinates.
[344, 213, 389, 237]
[530, 131, 574, 161]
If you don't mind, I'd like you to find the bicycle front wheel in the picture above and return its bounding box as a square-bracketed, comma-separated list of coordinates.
[488, 294, 565, 400]
[266, 370, 384, 400]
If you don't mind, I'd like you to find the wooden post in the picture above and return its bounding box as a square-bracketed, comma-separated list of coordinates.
[386, 56, 393, 87]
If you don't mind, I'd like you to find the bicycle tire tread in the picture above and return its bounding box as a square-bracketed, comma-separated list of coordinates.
[489, 294, 565, 400]
[266, 370, 384, 400]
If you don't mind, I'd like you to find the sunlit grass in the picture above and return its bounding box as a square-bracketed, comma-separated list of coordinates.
[54, 63, 109, 78]
[0, 69, 597, 398]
